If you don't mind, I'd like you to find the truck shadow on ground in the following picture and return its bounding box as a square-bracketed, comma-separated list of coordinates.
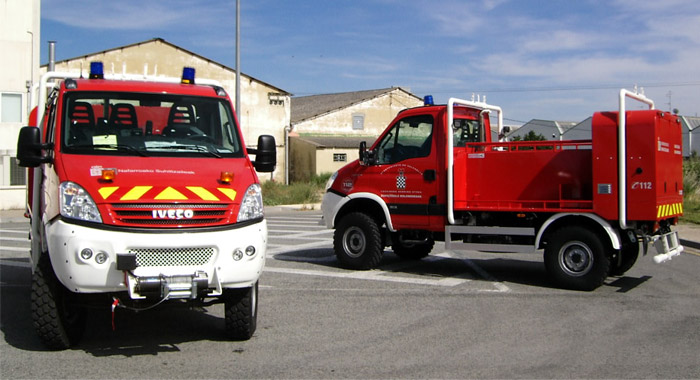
[272, 248, 652, 292]
[0, 260, 244, 356]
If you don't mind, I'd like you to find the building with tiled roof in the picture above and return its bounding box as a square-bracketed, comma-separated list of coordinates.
[288, 87, 422, 182]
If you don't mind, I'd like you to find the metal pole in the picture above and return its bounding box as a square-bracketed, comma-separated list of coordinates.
[235, 0, 241, 118]
[48, 41, 56, 71]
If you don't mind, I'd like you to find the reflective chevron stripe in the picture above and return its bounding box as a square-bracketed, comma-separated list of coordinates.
[98, 186, 237, 202]
[657, 202, 683, 218]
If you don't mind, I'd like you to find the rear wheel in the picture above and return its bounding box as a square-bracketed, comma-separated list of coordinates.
[610, 240, 639, 276]
[31, 256, 86, 350]
[392, 236, 434, 260]
[333, 212, 383, 269]
[544, 226, 610, 291]
[224, 282, 258, 340]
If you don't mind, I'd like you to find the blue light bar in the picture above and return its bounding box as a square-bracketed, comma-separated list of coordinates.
[181, 67, 195, 84]
[89, 62, 104, 79]
[424, 95, 434, 106]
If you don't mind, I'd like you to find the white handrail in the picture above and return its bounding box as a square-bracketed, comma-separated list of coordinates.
[447, 97, 503, 225]
[618, 89, 655, 230]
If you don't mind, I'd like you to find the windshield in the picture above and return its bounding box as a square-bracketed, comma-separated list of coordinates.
[61, 91, 243, 158]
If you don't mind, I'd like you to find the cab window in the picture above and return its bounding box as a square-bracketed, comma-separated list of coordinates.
[376, 115, 433, 164]
[452, 118, 482, 147]
[61, 92, 243, 158]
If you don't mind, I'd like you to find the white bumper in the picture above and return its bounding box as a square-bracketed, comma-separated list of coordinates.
[45, 218, 267, 297]
[321, 191, 344, 229]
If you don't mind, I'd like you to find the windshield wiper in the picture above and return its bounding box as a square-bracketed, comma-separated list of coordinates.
[71, 144, 148, 157]
[154, 145, 222, 158]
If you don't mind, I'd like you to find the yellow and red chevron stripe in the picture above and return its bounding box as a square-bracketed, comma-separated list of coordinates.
[657, 202, 683, 218]
[98, 186, 237, 202]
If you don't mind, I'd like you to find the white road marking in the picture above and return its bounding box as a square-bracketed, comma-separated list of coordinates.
[264, 266, 469, 287]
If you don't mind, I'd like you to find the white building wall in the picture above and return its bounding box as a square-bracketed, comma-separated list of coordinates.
[0, 0, 40, 210]
[294, 90, 422, 136]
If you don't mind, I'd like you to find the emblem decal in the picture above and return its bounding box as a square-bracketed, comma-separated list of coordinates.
[396, 170, 406, 189]
[152, 209, 195, 219]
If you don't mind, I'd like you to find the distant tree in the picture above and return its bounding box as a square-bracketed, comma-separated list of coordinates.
[510, 130, 548, 150]
[522, 131, 547, 141]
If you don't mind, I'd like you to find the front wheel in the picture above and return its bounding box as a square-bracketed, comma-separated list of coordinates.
[333, 212, 383, 269]
[224, 282, 258, 340]
[544, 226, 610, 291]
[31, 256, 86, 350]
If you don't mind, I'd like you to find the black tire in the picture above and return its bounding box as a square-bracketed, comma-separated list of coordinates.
[610, 241, 639, 276]
[333, 212, 383, 269]
[544, 226, 610, 291]
[224, 282, 258, 340]
[392, 237, 434, 260]
[31, 256, 86, 350]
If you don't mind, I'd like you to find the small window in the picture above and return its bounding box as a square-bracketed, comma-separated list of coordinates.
[10, 157, 26, 185]
[1, 93, 22, 123]
[333, 153, 347, 162]
[352, 114, 364, 130]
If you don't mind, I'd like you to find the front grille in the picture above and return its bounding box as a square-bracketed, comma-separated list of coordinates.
[129, 247, 215, 267]
[108, 203, 232, 227]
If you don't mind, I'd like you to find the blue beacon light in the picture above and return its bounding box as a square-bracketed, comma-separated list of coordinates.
[424, 95, 434, 106]
[89, 62, 104, 79]
[181, 67, 195, 84]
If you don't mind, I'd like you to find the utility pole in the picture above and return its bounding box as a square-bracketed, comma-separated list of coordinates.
[235, 0, 241, 117]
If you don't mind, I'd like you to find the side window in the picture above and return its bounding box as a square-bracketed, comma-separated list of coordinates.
[376, 115, 433, 164]
[45, 91, 59, 145]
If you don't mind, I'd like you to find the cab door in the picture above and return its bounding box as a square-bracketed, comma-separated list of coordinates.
[368, 113, 438, 227]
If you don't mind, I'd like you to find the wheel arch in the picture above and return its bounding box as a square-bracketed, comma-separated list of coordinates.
[536, 213, 621, 251]
[333, 193, 393, 231]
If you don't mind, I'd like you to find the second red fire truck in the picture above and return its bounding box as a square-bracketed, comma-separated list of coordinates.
[322, 89, 684, 291]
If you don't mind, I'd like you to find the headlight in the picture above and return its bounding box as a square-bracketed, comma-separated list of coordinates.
[325, 171, 338, 191]
[237, 183, 264, 222]
[59, 181, 102, 223]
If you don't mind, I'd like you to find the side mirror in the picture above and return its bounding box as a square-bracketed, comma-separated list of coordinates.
[358, 141, 376, 166]
[17, 126, 52, 167]
[359, 141, 367, 164]
[247, 134, 276, 172]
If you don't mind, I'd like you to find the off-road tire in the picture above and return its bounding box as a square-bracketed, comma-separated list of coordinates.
[224, 282, 258, 340]
[31, 256, 86, 350]
[544, 226, 610, 291]
[392, 238, 434, 260]
[333, 212, 383, 269]
[610, 241, 639, 276]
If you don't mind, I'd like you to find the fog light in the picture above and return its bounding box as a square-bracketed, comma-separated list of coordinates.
[233, 249, 243, 261]
[245, 246, 256, 256]
[95, 252, 109, 264]
[80, 248, 93, 260]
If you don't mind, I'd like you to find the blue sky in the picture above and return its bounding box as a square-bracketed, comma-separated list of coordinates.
[41, 0, 700, 125]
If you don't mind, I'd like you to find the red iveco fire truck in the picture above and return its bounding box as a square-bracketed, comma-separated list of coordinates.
[322, 89, 684, 291]
[17, 62, 275, 349]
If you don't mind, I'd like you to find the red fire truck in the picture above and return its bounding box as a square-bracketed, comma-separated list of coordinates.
[322, 89, 684, 291]
[17, 62, 275, 349]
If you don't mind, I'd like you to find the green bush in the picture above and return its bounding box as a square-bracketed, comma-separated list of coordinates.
[682, 154, 700, 224]
[261, 173, 332, 206]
